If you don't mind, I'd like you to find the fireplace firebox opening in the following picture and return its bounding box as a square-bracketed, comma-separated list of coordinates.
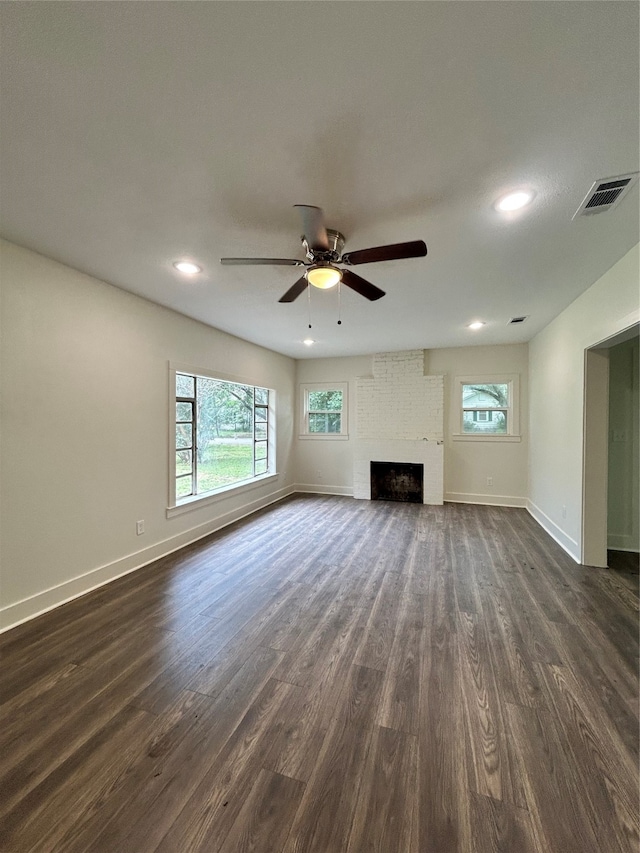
[370, 461, 424, 503]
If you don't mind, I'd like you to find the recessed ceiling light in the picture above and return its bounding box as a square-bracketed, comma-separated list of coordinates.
[468, 321, 485, 330]
[173, 261, 202, 275]
[495, 190, 535, 212]
[303, 338, 315, 346]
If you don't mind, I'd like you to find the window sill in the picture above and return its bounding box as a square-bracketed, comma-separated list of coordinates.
[298, 433, 349, 441]
[167, 472, 279, 518]
[452, 434, 521, 443]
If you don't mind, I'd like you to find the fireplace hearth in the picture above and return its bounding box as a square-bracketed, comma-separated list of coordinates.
[370, 461, 424, 503]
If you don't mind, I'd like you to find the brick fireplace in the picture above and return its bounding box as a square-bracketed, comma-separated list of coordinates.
[353, 350, 444, 504]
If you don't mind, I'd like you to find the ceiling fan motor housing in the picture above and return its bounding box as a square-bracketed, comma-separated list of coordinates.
[302, 229, 345, 262]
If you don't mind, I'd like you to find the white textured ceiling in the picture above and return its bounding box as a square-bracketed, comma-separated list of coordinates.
[1, 2, 638, 359]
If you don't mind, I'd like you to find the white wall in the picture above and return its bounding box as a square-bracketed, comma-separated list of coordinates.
[295, 355, 372, 494]
[529, 244, 640, 563]
[607, 335, 639, 552]
[0, 240, 296, 630]
[426, 344, 529, 506]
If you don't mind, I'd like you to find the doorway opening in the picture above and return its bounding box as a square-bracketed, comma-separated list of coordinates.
[583, 323, 639, 567]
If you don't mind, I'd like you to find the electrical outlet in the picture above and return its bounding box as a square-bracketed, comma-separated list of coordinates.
[136, 520, 145, 535]
[486, 476, 493, 487]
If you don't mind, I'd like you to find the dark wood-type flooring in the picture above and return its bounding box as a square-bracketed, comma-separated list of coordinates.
[1, 496, 638, 852]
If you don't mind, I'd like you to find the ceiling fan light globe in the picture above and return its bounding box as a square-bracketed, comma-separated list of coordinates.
[306, 266, 342, 289]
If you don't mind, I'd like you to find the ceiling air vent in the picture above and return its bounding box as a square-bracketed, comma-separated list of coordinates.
[573, 172, 639, 218]
[509, 316, 528, 324]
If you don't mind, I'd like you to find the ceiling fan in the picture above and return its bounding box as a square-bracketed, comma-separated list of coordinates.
[220, 205, 427, 303]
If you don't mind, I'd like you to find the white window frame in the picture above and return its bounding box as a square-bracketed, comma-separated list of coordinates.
[453, 374, 521, 442]
[299, 382, 349, 440]
[167, 363, 277, 516]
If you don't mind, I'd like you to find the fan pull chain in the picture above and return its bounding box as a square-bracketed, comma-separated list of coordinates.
[337, 281, 342, 325]
[307, 282, 312, 329]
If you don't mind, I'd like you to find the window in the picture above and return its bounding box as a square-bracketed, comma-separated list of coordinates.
[299, 382, 348, 439]
[454, 375, 520, 441]
[172, 368, 274, 506]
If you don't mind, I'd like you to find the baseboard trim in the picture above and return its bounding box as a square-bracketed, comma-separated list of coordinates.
[0, 485, 296, 634]
[445, 492, 526, 508]
[606, 539, 640, 553]
[526, 499, 581, 564]
[293, 483, 354, 497]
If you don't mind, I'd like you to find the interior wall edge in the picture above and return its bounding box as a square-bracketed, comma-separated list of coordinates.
[0, 485, 296, 634]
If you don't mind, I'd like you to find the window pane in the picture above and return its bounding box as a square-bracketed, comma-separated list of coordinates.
[255, 457, 268, 475]
[196, 439, 253, 492]
[176, 423, 192, 449]
[176, 449, 192, 475]
[176, 401, 193, 421]
[176, 475, 193, 498]
[462, 384, 509, 408]
[309, 412, 341, 433]
[176, 374, 195, 397]
[309, 412, 326, 432]
[308, 390, 342, 411]
[463, 410, 507, 434]
[174, 371, 273, 503]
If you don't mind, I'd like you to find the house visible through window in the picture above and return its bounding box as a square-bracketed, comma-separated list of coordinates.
[454, 376, 520, 441]
[300, 382, 348, 439]
[174, 370, 273, 503]
[462, 383, 509, 434]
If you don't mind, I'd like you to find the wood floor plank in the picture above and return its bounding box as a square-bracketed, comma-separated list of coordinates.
[355, 570, 407, 671]
[77, 646, 286, 853]
[216, 768, 304, 853]
[547, 620, 639, 761]
[457, 609, 525, 807]
[418, 630, 473, 851]
[345, 725, 418, 853]
[504, 702, 603, 852]
[469, 792, 540, 853]
[536, 662, 639, 852]
[0, 704, 155, 853]
[0, 628, 180, 813]
[51, 691, 213, 853]
[376, 591, 424, 734]
[153, 677, 300, 853]
[265, 659, 383, 783]
[281, 718, 373, 853]
[1, 496, 637, 853]
[481, 587, 546, 708]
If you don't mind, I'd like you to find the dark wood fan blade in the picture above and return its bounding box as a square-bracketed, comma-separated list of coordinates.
[278, 276, 308, 303]
[221, 258, 304, 266]
[340, 269, 385, 301]
[294, 205, 329, 252]
[341, 240, 427, 266]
